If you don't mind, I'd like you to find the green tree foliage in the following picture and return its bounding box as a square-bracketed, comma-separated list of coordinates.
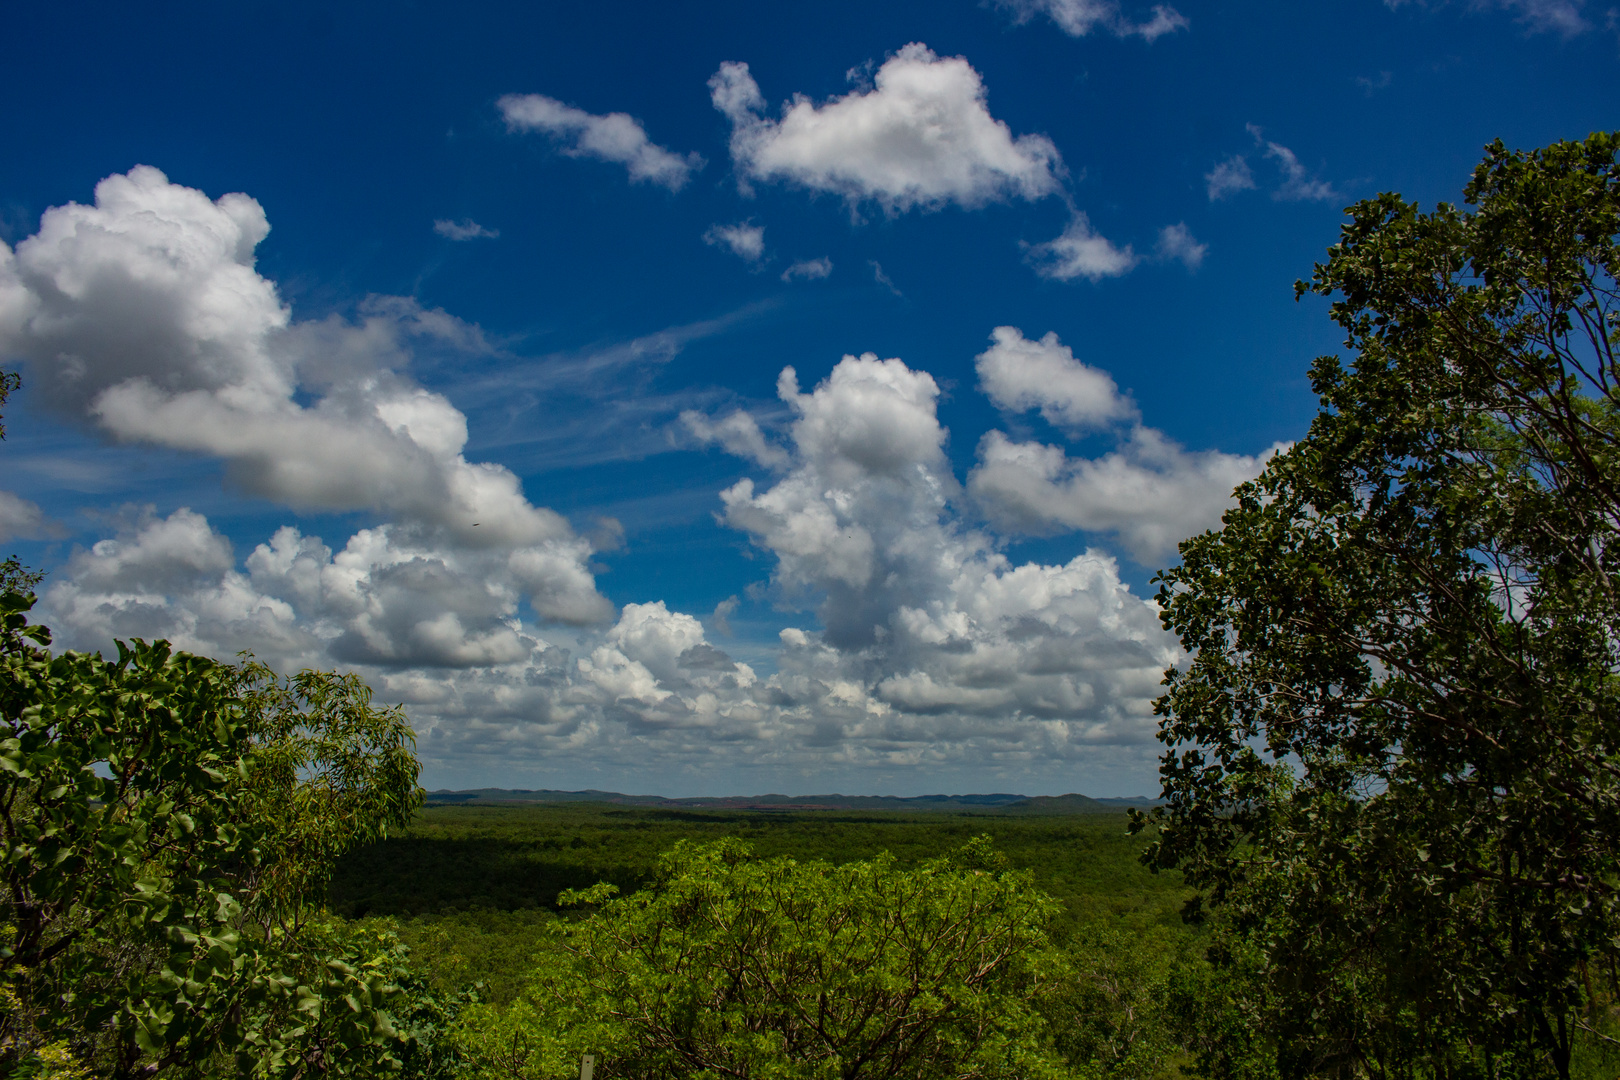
[1044, 927, 1192, 1080]
[0, 366, 19, 442]
[1142, 131, 1620, 1079]
[0, 559, 43, 598]
[456, 837, 1075, 1080]
[228, 660, 423, 937]
[0, 594, 442, 1078]
[0, 366, 43, 599]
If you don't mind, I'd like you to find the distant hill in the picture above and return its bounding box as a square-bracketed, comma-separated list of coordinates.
[421, 788, 1159, 813]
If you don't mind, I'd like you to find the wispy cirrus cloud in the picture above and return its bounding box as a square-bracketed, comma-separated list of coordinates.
[1205, 127, 1337, 204]
[1355, 70, 1394, 95]
[1250, 125, 1338, 202]
[1384, 0, 1591, 37]
[1154, 222, 1206, 270]
[704, 221, 767, 263]
[1205, 155, 1256, 201]
[994, 0, 1190, 40]
[781, 257, 833, 282]
[870, 261, 903, 296]
[433, 218, 499, 241]
[498, 93, 704, 190]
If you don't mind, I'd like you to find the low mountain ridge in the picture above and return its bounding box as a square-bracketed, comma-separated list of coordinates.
[423, 788, 1158, 813]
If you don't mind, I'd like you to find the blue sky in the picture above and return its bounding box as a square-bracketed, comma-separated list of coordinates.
[0, 0, 1613, 796]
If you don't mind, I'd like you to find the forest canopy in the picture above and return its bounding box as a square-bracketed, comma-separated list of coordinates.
[455, 837, 1072, 1080]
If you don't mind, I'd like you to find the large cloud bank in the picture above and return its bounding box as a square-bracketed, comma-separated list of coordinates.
[31, 351, 1186, 787]
[0, 169, 1273, 791]
[0, 166, 611, 624]
[715, 353, 1176, 749]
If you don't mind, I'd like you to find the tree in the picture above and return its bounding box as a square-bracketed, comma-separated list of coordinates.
[226, 659, 424, 940]
[0, 365, 19, 442]
[1140, 131, 1620, 1079]
[1042, 925, 1191, 1080]
[0, 593, 436, 1078]
[0, 366, 42, 597]
[456, 837, 1074, 1080]
[0, 557, 43, 597]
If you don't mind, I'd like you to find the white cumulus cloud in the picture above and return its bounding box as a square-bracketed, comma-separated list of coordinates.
[498, 93, 704, 191]
[32, 338, 1201, 789]
[42, 507, 311, 665]
[710, 44, 1063, 215]
[715, 351, 1175, 747]
[969, 426, 1286, 565]
[43, 508, 602, 669]
[0, 166, 1266, 798]
[964, 326, 1287, 564]
[0, 165, 611, 625]
[680, 408, 791, 470]
[1025, 214, 1138, 281]
[976, 326, 1136, 432]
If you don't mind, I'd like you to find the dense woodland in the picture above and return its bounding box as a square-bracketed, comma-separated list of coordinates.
[329, 803, 1195, 1003]
[3, 134, 1620, 1079]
